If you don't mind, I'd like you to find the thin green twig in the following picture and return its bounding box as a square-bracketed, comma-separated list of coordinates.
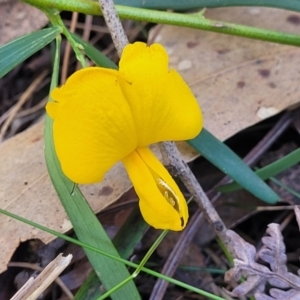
[43, 7, 87, 67]
[23, 0, 300, 47]
[0, 207, 225, 300]
[98, 230, 169, 299]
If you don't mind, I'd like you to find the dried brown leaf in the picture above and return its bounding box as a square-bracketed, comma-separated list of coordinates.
[258, 224, 289, 288]
[258, 224, 300, 291]
[256, 288, 300, 300]
[152, 7, 300, 141]
[0, 120, 132, 273]
[11, 253, 72, 300]
[0, 0, 48, 46]
[226, 223, 300, 298]
[225, 230, 269, 297]
[0, 120, 195, 274]
[3, 4, 300, 280]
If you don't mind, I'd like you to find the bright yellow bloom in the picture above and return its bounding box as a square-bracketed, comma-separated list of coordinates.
[46, 42, 203, 231]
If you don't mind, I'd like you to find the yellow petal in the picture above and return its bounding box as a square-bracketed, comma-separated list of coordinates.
[122, 147, 188, 231]
[46, 67, 137, 184]
[119, 42, 203, 147]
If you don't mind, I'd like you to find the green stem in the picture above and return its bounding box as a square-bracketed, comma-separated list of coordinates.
[23, 0, 300, 47]
[42, 7, 87, 67]
[0, 207, 224, 300]
[98, 276, 134, 300]
[98, 230, 169, 299]
[114, 0, 300, 12]
[134, 230, 169, 276]
[50, 34, 61, 91]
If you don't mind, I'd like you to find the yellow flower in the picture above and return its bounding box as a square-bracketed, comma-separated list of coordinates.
[46, 42, 203, 231]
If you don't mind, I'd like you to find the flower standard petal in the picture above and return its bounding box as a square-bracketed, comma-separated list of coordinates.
[122, 147, 188, 231]
[119, 42, 203, 147]
[47, 67, 137, 184]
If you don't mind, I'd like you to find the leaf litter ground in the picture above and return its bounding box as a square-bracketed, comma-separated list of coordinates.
[1, 8, 300, 300]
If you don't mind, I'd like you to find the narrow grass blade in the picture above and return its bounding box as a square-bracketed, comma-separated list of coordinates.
[0, 27, 60, 78]
[45, 36, 140, 299]
[75, 207, 148, 299]
[188, 129, 279, 204]
[0, 206, 225, 300]
[75, 272, 102, 300]
[219, 147, 300, 193]
[113, 207, 148, 259]
[65, 35, 141, 299]
[45, 119, 140, 300]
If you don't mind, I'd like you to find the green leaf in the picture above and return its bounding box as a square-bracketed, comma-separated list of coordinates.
[45, 118, 141, 300]
[188, 129, 280, 204]
[113, 208, 148, 259]
[0, 205, 224, 300]
[22, 0, 300, 47]
[75, 208, 148, 300]
[218, 147, 300, 193]
[270, 177, 300, 199]
[66, 38, 145, 299]
[0, 27, 60, 78]
[71, 33, 118, 69]
[45, 36, 140, 300]
[114, 0, 300, 12]
[74, 272, 102, 300]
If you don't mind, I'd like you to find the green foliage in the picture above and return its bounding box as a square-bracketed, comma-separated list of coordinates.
[219, 147, 300, 193]
[23, 0, 300, 47]
[2, 0, 300, 298]
[71, 33, 118, 69]
[114, 0, 300, 11]
[0, 27, 60, 78]
[44, 36, 140, 300]
[188, 129, 280, 203]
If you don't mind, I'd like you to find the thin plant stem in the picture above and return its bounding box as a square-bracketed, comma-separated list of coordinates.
[34, 1, 235, 297]
[99, 0, 236, 260]
[43, 8, 87, 68]
[23, 0, 300, 47]
[160, 141, 236, 257]
[97, 230, 169, 300]
[98, 0, 128, 56]
[0, 207, 225, 300]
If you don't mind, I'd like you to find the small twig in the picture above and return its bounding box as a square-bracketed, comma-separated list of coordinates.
[99, 0, 236, 259]
[279, 212, 295, 231]
[64, 19, 109, 34]
[256, 205, 296, 211]
[10, 254, 73, 300]
[82, 15, 94, 41]
[210, 110, 293, 196]
[98, 0, 128, 56]
[16, 97, 48, 118]
[149, 208, 204, 300]
[9, 261, 73, 299]
[150, 111, 294, 299]
[242, 111, 293, 167]
[0, 70, 48, 142]
[61, 12, 79, 84]
[161, 141, 236, 257]
[99, 4, 237, 298]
